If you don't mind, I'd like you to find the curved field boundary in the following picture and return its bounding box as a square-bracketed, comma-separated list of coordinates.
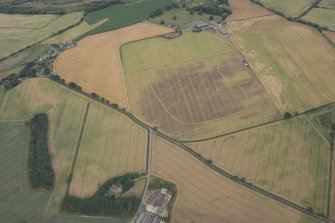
[45, 76, 333, 223]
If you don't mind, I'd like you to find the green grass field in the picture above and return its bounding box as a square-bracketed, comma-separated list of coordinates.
[228, 15, 335, 113]
[258, 0, 316, 17]
[0, 12, 83, 60]
[189, 116, 330, 214]
[83, 0, 173, 37]
[319, 0, 335, 9]
[302, 8, 335, 31]
[149, 8, 222, 29]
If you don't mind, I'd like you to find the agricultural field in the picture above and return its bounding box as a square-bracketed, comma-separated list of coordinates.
[319, 0, 335, 9]
[257, 0, 316, 17]
[0, 12, 83, 60]
[83, 0, 174, 37]
[54, 22, 172, 110]
[0, 121, 130, 223]
[0, 122, 50, 223]
[149, 8, 222, 29]
[0, 78, 88, 212]
[121, 30, 280, 140]
[228, 15, 335, 113]
[324, 30, 335, 45]
[69, 102, 148, 197]
[302, 8, 335, 31]
[188, 116, 330, 214]
[228, 0, 273, 21]
[0, 78, 148, 214]
[43, 19, 107, 44]
[151, 135, 322, 223]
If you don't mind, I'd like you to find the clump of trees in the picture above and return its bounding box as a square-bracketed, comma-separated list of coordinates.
[283, 112, 292, 120]
[61, 173, 142, 216]
[68, 82, 82, 91]
[27, 113, 55, 189]
[1, 73, 20, 90]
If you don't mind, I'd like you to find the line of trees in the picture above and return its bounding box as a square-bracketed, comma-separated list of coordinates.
[61, 173, 142, 216]
[27, 113, 55, 189]
[250, 0, 328, 31]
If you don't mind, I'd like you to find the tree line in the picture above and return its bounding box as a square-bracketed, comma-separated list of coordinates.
[27, 113, 55, 189]
[61, 173, 142, 216]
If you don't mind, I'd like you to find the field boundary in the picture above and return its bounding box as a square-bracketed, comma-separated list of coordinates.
[40, 77, 334, 223]
[66, 102, 90, 194]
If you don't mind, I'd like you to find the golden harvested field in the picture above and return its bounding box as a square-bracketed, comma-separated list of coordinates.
[228, 15, 335, 113]
[0, 12, 83, 60]
[302, 8, 335, 31]
[228, 0, 273, 21]
[54, 22, 172, 110]
[69, 102, 148, 197]
[259, 0, 315, 17]
[151, 135, 322, 223]
[324, 31, 335, 44]
[121, 31, 280, 140]
[43, 19, 107, 44]
[188, 117, 330, 214]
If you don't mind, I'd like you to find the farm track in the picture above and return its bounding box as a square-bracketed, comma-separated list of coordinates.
[45, 77, 335, 223]
[66, 102, 90, 194]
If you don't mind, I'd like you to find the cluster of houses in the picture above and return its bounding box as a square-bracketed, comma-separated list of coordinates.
[132, 188, 172, 223]
[188, 21, 229, 36]
[38, 39, 76, 63]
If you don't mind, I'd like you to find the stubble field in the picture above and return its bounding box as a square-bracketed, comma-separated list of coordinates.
[121, 31, 280, 140]
[188, 117, 330, 214]
[54, 22, 172, 110]
[228, 0, 273, 21]
[69, 102, 148, 197]
[151, 135, 322, 223]
[228, 15, 335, 113]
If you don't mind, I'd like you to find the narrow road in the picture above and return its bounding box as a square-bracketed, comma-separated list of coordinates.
[134, 129, 152, 219]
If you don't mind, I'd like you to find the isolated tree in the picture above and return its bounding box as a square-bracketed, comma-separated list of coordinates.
[91, 92, 99, 99]
[172, 15, 177, 20]
[209, 15, 214, 20]
[160, 20, 165, 25]
[283, 112, 292, 120]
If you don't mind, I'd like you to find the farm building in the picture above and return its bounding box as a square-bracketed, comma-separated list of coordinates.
[189, 21, 209, 32]
[132, 211, 163, 223]
[108, 184, 122, 194]
[145, 188, 171, 216]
